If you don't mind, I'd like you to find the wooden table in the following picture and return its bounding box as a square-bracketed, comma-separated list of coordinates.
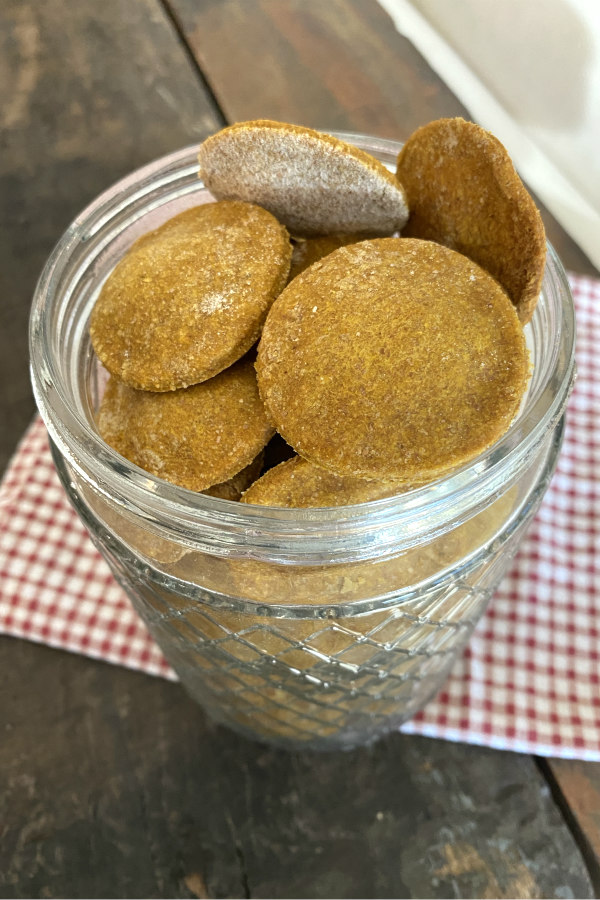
[1, 2, 599, 897]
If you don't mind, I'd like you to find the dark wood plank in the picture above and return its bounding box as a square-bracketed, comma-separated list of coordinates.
[543, 759, 600, 895]
[167, 0, 598, 276]
[0, 637, 593, 899]
[166, 0, 465, 138]
[0, 0, 223, 474]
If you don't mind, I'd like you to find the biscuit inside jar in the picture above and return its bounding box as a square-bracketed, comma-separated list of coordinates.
[89, 120, 537, 507]
[97, 358, 274, 493]
[90, 200, 292, 392]
[256, 237, 529, 484]
[81, 121, 548, 749]
[396, 117, 546, 324]
[242, 455, 414, 507]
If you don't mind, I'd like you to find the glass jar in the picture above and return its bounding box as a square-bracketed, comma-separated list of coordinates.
[30, 134, 575, 751]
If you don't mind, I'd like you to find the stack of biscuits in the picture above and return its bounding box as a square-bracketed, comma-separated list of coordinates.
[91, 118, 545, 508]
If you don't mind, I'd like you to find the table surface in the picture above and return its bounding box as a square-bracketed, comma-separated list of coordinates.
[1, 2, 599, 898]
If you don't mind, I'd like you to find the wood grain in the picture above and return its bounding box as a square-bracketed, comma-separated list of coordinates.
[0, 638, 593, 899]
[167, 0, 598, 277]
[544, 759, 600, 895]
[0, 0, 223, 473]
[166, 0, 466, 137]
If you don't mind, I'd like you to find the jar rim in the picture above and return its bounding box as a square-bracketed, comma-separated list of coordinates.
[29, 134, 576, 562]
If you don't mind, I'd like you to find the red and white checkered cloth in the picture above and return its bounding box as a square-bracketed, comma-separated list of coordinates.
[1, 274, 598, 758]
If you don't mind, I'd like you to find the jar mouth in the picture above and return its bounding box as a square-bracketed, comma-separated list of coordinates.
[29, 134, 576, 561]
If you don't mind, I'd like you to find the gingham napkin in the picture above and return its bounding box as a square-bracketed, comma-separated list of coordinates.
[1, 275, 598, 759]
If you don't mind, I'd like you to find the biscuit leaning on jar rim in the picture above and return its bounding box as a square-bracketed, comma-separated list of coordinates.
[97, 357, 274, 492]
[256, 238, 529, 483]
[242, 455, 415, 507]
[396, 117, 546, 324]
[90, 201, 292, 392]
[198, 120, 409, 237]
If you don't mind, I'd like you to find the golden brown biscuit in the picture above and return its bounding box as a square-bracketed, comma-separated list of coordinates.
[90, 201, 292, 391]
[256, 238, 528, 483]
[289, 234, 367, 281]
[97, 359, 274, 492]
[198, 120, 409, 237]
[204, 452, 265, 501]
[242, 455, 410, 507]
[396, 117, 546, 324]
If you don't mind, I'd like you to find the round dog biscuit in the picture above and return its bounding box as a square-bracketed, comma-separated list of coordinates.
[198, 120, 409, 237]
[97, 359, 274, 492]
[256, 238, 529, 482]
[90, 201, 292, 391]
[396, 117, 546, 324]
[242, 456, 410, 508]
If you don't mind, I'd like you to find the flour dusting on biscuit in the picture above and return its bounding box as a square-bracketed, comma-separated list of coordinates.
[198, 120, 409, 236]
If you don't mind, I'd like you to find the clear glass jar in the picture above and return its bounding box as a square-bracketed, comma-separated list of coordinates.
[30, 134, 575, 751]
